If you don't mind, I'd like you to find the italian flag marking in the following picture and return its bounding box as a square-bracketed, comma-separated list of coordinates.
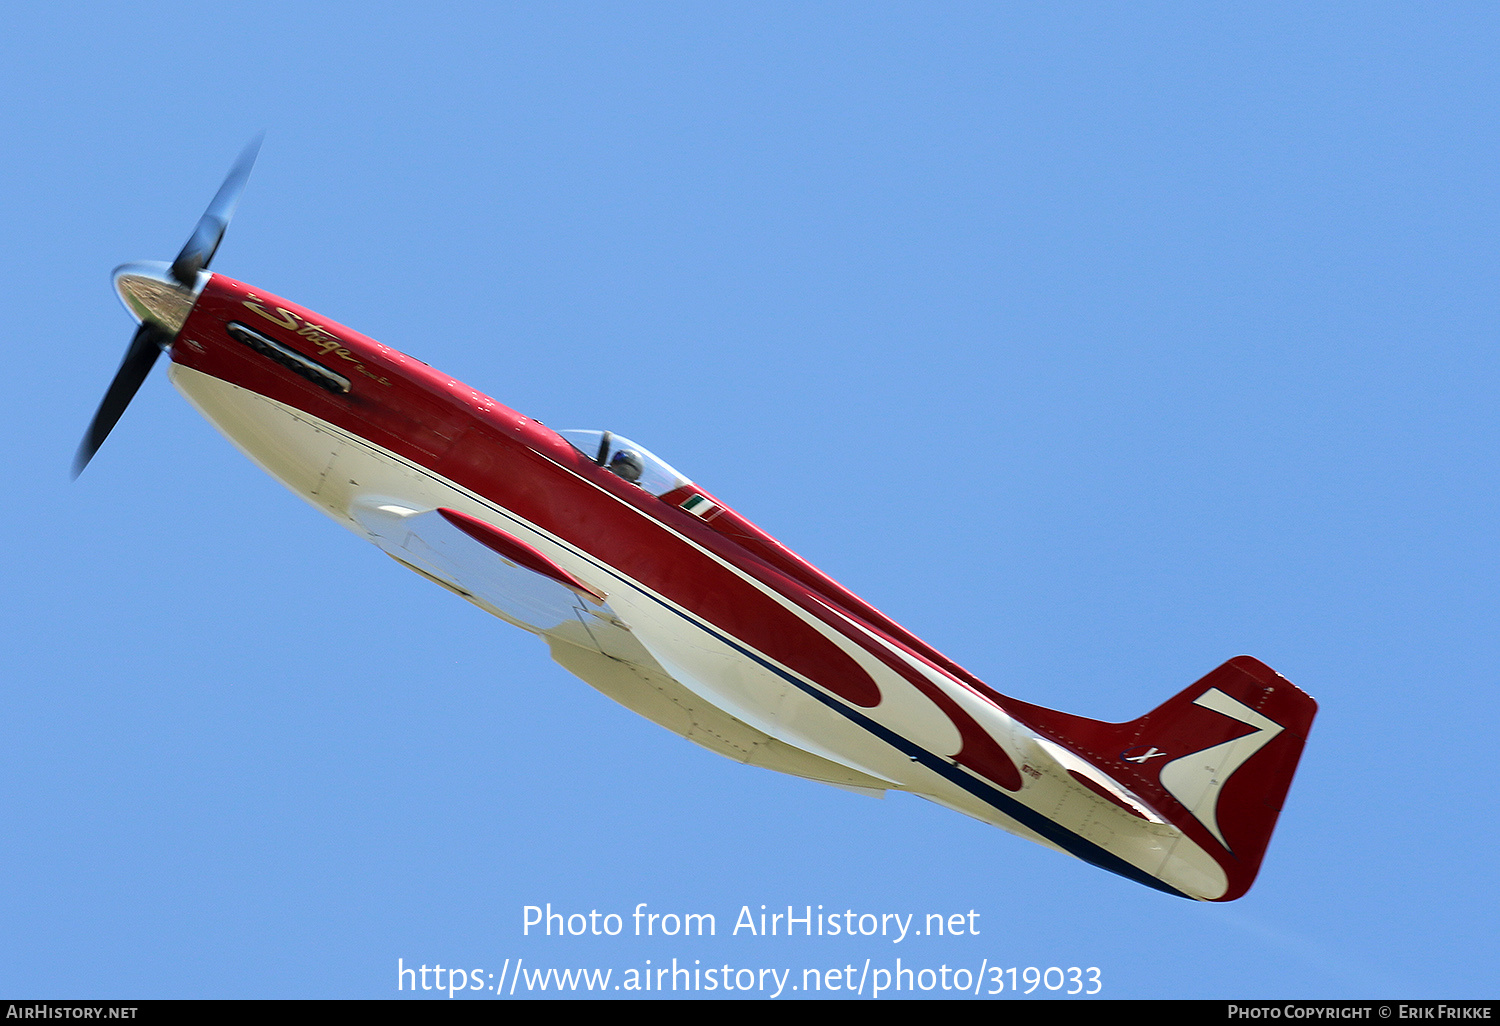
[681, 494, 718, 518]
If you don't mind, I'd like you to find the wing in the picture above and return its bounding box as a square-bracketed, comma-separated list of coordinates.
[349, 498, 890, 793]
[351, 499, 610, 631]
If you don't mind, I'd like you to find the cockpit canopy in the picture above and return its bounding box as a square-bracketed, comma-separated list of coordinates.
[557, 429, 690, 497]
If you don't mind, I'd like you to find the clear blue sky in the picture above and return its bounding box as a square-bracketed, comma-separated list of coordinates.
[3, 1, 1496, 999]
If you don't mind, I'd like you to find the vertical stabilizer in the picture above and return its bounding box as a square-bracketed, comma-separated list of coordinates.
[1009, 657, 1316, 900]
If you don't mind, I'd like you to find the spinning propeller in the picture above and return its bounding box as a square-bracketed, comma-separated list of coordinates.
[73, 135, 263, 477]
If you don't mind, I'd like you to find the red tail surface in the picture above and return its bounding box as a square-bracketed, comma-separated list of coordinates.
[1009, 656, 1317, 901]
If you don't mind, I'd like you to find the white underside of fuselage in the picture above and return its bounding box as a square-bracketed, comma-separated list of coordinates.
[169, 363, 1229, 900]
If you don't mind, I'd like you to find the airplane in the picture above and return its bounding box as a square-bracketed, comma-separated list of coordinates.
[76, 140, 1316, 902]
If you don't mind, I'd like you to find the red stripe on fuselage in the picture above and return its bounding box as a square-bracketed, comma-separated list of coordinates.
[174, 275, 1021, 790]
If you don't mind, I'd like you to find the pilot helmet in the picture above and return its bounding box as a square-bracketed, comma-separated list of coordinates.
[608, 448, 644, 483]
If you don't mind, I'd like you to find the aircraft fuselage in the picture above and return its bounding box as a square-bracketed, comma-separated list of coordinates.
[107, 265, 1315, 902]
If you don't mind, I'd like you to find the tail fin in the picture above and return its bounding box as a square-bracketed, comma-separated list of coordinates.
[1012, 656, 1316, 901]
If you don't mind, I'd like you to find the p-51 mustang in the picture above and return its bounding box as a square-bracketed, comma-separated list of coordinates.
[77, 141, 1316, 901]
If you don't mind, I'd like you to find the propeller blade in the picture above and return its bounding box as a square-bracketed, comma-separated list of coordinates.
[79, 137, 262, 476]
[169, 133, 263, 287]
[73, 323, 169, 478]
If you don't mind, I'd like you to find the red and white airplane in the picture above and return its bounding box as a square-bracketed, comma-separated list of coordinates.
[78, 142, 1316, 902]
